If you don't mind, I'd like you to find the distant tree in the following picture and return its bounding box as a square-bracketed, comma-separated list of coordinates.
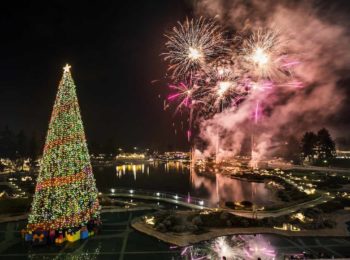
[16, 130, 28, 157]
[28, 133, 39, 169]
[103, 137, 116, 156]
[14, 130, 29, 171]
[317, 128, 336, 162]
[0, 162, 4, 172]
[89, 140, 101, 155]
[301, 132, 318, 163]
[283, 135, 301, 164]
[167, 144, 174, 152]
[0, 126, 16, 160]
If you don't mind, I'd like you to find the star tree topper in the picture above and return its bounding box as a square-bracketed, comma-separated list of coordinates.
[63, 64, 71, 73]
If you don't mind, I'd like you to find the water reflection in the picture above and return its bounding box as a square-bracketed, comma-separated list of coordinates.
[190, 167, 274, 206]
[116, 161, 189, 180]
[107, 161, 275, 206]
[116, 164, 146, 180]
[178, 235, 276, 260]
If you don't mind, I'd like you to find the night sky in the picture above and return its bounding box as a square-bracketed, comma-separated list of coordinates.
[0, 1, 193, 151]
[1, 0, 350, 152]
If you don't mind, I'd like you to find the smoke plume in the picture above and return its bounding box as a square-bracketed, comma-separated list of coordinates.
[193, 0, 350, 162]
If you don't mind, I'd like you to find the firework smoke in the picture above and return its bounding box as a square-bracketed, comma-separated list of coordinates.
[192, 0, 350, 163]
[161, 0, 350, 165]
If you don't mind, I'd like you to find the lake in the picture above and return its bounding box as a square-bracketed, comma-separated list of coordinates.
[93, 161, 276, 206]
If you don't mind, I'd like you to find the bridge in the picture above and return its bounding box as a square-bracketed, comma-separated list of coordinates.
[104, 188, 213, 210]
[102, 188, 333, 219]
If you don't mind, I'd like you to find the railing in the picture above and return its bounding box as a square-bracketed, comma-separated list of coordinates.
[103, 188, 215, 209]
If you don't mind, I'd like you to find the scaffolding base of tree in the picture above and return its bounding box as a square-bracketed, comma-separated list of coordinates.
[23, 64, 101, 245]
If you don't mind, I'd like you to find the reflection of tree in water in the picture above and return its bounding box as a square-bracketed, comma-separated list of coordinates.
[28, 242, 101, 260]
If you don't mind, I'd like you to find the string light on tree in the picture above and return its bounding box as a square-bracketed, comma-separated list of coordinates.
[27, 64, 100, 233]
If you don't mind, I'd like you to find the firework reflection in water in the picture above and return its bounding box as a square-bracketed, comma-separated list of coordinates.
[175, 235, 276, 260]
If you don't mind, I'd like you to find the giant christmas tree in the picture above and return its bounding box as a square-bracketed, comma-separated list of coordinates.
[27, 64, 100, 232]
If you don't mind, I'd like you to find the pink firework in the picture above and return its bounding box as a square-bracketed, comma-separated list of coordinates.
[254, 101, 260, 124]
[167, 82, 193, 113]
[161, 18, 304, 155]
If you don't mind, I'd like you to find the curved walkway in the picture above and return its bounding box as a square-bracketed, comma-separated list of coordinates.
[268, 163, 350, 174]
[230, 193, 332, 219]
[104, 188, 333, 219]
[105, 189, 209, 210]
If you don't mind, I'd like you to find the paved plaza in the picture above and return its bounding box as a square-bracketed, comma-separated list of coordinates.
[0, 210, 350, 259]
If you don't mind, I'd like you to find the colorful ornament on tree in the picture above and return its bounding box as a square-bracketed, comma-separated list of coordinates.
[27, 64, 100, 234]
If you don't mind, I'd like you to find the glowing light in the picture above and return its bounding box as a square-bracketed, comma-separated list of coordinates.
[217, 81, 231, 96]
[178, 235, 277, 259]
[111, 188, 115, 193]
[63, 63, 71, 73]
[254, 101, 260, 124]
[187, 130, 192, 141]
[144, 216, 155, 226]
[161, 22, 302, 163]
[212, 237, 241, 259]
[167, 82, 194, 112]
[291, 212, 307, 223]
[243, 30, 283, 78]
[27, 65, 100, 232]
[163, 17, 226, 79]
[188, 47, 203, 60]
[251, 47, 269, 66]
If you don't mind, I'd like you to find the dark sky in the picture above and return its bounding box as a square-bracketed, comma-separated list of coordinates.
[1, 0, 350, 152]
[0, 1, 194, 151]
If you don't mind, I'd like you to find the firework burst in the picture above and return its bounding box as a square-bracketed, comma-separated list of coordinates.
[163, 17, 226, 80]
[242, 30, 287, 79]
[161, 17, 302, 152]
[167, 82, 193, 113]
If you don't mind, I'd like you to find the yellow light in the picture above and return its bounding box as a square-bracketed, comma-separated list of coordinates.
[252, 47, 269, 66]
[292, 213, 306, 223]
[217, 81, 231, 96]
[188, 47, 202, 60]
[144, 216, 155, 225]
[63, 64, 71, 73]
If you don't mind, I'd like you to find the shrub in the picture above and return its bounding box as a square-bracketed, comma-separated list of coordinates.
[225, 201, 235, 209]
[172, 225, 186, 233]
[323, 219, 337, 229]
[240, 201, 253, 208]
[191, 216, 203, 226]
[156, 223, 167, 233]
[317, 201, 343, 213]
[220, 211, 230, 220]
[185, 224, 198, 232]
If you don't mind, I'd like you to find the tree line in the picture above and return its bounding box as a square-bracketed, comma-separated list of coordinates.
[280, 128, 337, 165]
[301, 128, 336, 165]
[0, 126, 40, 170]
[0, 125, 340, 168]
